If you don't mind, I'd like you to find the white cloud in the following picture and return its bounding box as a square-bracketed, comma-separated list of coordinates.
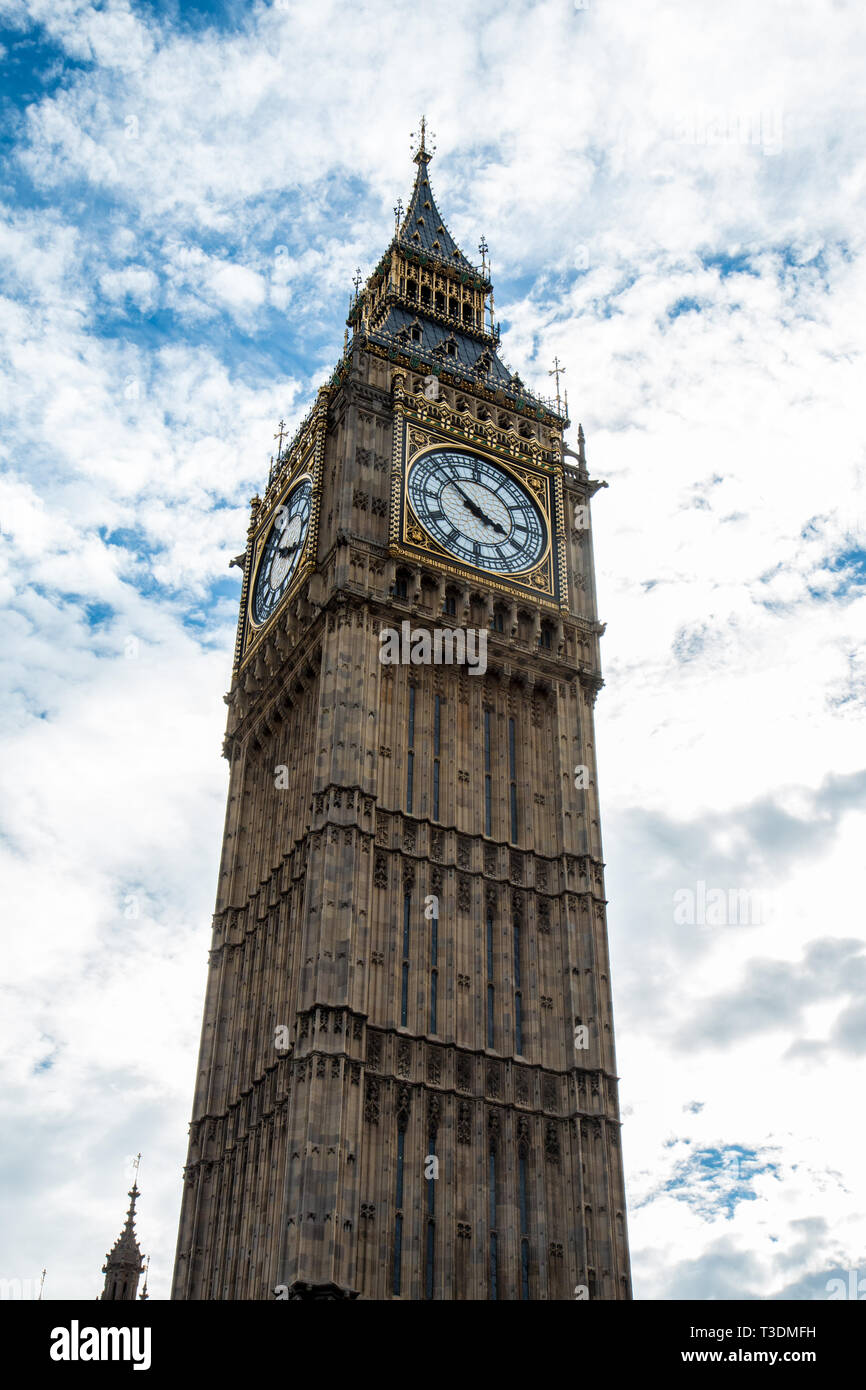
[0, 0, 864, 1302]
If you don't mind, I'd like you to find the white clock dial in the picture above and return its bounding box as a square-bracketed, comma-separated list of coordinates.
[407, 448, 547, 573]
[251, 477, 312, 626]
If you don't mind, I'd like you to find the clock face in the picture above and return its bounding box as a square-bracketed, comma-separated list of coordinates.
[251, 477, 312, 626]
[407, 448, 547, 574]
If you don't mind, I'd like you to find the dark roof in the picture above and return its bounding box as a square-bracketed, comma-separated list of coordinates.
[397, 157, 474, 271]
[376, 305, 514, 387]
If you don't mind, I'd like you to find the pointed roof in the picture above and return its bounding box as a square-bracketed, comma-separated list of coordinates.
[397, 122, 473, 271]
[103, 1182, 144, 1272]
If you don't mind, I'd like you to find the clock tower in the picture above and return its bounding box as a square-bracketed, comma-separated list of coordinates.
[172, 123, 631, 1300]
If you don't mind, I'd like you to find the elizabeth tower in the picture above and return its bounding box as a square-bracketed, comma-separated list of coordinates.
[172, 125, 631, 1301]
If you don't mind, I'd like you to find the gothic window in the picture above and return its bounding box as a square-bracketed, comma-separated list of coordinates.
[421, 285, 431, 305]
[401, 891, 411, 1026]
[488, 1147, 499, 1301]
[455, 395, 468, 412]
[406, 684, 415, 813]
[490, 605, 505, 633]
[444, 587, 458, 617]
[425, 1134, 436, 1299]
[429, 885, 438, 1034]
[519, 422, 533, 439]
[486, 907, 495, 1049]
[393, 1128, 405, 1295]
[508, 716, 518, 843]
[411, 324, 422, 343]
[513, 914, 523, 1054]
[483, 708, 492, 837]
[394, 570, 409, 600]
[435, 290, 445, 311]
[433, 693, 441, 823]
[407, 278, 418, 300]
[449, 296, 459, 317]
[518, 1149, 530, 1300]
[539, 622, 553, 650]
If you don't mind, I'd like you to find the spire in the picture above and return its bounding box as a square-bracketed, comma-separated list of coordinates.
[398, 116, 473, 270]
[344, 124, 567, 426]
[100, 1158, 146, 1301]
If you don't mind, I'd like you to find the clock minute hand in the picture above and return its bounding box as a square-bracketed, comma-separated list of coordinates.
[454, 483, 483, 516]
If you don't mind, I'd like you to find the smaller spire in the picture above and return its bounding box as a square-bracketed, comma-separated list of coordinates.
[100, 1157, 146, 1301]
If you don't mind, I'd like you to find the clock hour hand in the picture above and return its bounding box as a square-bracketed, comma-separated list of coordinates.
[453, 483, 484, 518]
[451, 481, 507, 538]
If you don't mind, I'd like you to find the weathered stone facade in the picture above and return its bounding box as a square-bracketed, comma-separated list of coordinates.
[171, 134, 630, 1301]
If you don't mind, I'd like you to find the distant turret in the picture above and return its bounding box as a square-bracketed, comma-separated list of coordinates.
[100, 1159, 146, 1301]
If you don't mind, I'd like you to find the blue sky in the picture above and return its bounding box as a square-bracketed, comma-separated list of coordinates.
[0, 0, 865, 1302]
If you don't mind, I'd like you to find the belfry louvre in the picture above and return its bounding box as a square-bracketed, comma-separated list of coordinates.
[171, 124, 631, 1301]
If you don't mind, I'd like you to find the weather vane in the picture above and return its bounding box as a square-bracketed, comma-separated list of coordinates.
[549, 356, 567, 413]
[274, 418, 287, 457]
[352, 267, 362, 297]
[479, 236, 489, 275]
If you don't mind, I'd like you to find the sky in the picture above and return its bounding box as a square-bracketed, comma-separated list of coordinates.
[0, 0, 864, 1302]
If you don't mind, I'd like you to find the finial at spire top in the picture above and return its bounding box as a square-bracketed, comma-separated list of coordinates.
[548, 356, 567, 414]
[411, 115, 435, 165]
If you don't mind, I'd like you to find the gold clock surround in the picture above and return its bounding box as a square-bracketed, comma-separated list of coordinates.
[392, 408, 561, 605]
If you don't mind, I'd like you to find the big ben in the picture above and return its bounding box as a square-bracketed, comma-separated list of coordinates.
[171, 121, 632, 1301]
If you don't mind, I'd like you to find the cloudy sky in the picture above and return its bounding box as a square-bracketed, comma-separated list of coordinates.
[1, 0, 864, 1302]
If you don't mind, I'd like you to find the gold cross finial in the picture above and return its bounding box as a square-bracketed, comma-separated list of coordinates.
[479, 236, 489, 274]
[394, 197, 403, 233]
[132, 1152, 141, 1184]
[411, 115, 435, 164]
[274, 419, 287, 456]
[549, 356, 567, 412]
